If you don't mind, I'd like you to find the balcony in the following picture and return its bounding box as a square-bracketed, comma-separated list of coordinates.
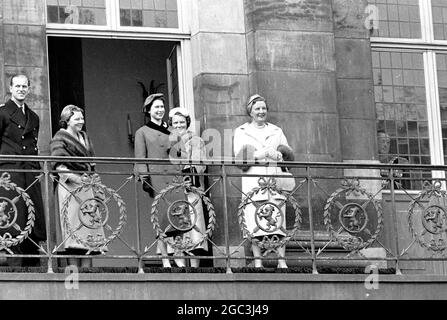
[0, 155, 446, 299]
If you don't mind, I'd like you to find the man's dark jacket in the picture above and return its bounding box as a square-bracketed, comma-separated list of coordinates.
[0, 99, 46, 242]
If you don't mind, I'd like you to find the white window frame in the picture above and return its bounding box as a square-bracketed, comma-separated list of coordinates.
[370, 0, 447, 185]
[45, 0, 189, 37]
[44, 0, 196, 131]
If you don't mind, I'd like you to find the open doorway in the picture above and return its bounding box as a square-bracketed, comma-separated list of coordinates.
[47, 37, 181, 267]
[48, 37, 179, 156]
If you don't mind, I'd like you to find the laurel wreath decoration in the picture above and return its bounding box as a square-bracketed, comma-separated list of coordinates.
[150, 181, 216, 252]
[408, 180, 447, 254]
[323, 179, 383, 252]
[237, 177, 302, 254]
[61, 174, 127, 253]
[0, 172, 35, 251]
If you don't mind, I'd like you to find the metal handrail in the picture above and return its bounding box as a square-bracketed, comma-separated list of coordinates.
[0, 156, 444, 275]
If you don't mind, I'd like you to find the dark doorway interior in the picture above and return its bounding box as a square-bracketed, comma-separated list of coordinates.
[48, 37, 85, 136]
[46, 37, 215, 268]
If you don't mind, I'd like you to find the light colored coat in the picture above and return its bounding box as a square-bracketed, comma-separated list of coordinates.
[167, 130, 208, 252]
[233, 122, 291, 238]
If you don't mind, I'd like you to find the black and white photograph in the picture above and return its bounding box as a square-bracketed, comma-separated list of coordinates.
[0, 0, 445, 305]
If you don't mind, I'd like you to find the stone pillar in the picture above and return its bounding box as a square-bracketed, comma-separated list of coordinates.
[244, 0, 341, 232]
[1, 1, 54, 258]
[190, 0, 250, 265]
[1, 0, 50, 154]
[245, 0, 341, 163]
[333, 0, 377, 161]
[333, 1, 382, 198]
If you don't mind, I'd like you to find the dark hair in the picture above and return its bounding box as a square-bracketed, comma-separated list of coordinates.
[168, 111, 191, 128]
[10, 74, 30, 87]
[144, 96, 165, 114]
[59, 104, 84, 129]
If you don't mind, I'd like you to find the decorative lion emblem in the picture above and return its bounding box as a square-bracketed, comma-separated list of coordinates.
[257, 203, 280, 231]
[0, 201, 12, 227]
[170, 203, 192, 229]
[422, 205, 447, 235]
[80, 199, 105, 229]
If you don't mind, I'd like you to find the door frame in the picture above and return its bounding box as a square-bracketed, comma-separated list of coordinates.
[44, 0, 195, 135]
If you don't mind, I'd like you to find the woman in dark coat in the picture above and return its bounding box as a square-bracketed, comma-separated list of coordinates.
[134, 93, 185, 268]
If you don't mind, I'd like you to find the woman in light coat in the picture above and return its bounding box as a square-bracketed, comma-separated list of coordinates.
[233, 94, 294, 268]
[167, 107, 208, 267]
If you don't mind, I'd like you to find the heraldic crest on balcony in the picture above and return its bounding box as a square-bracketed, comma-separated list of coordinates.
[150, 177, 216, 254]
[59, 173, 127, 254]
[408, 181, 447, 254]
[323, 179, 383, 252]
[237, 177, 302, 255]
[0, 172, 35, 253]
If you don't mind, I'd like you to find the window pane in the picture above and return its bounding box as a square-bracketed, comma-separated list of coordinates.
[432, 1, 447, 40]
[374, 50, 429, 189]
[46, 0, 106, 25]
[367, 0, 421, 39]
[437, 54, 447, 170]
[119, 0, 178, 28]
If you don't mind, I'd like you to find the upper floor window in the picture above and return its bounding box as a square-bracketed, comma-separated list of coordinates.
[432, 0, 447, 40]
[368, 0, 421, 39]
[46, 0, 181, 31]
[368, 0, 447, 188]
[119, 0, 178, 28]
[47, 0, 107, 25]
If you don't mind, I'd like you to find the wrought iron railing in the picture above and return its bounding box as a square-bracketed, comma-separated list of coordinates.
[0, 155, 445, 275]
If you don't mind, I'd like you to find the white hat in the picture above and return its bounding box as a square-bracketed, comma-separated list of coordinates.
[168, 107, 190, 118]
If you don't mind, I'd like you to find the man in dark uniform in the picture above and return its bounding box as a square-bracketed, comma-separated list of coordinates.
[0, 74, 46, 267]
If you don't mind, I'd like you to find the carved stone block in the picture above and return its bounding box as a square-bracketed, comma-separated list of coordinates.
[253, 30, 336, 72]
[251, 71, 337, 114]
[337, 78, 375, 119]
[244, 0, 333, 33]
[335, 38, 372, 79]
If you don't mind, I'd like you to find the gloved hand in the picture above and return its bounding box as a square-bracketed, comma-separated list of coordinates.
[266, 149, 282, 161]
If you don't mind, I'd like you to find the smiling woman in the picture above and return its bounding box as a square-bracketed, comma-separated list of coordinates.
[233, 94, 295, 269]
[134, 93, 178, 268]
[50, 105, 107, 268]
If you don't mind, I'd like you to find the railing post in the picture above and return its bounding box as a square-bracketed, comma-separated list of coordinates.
[134, 166, 144, 274]
[306, 166, 318, 274]
[389, 169, 402, 275]
[42, 161, 54, 273]
[221, 164, 232, 274]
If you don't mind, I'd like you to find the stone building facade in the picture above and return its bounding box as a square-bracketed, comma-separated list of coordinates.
[2, 0, 447, 275]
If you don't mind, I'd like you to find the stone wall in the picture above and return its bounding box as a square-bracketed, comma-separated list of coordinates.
[190, 0, 250, 253]
[245, 0, 341, 163]
[1, 0, 50, 154]
[333, 0, 377, 161]
[191, 0, 378, 254]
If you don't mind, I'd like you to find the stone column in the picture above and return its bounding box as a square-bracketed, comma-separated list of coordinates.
[190, 0, 250, 266]
[244, 0, 341, 232]
[334, 0, 377, 161]
[1, 0, 50, 154]
[333, 1, 382, 202]
[1, 1, 54, 260]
